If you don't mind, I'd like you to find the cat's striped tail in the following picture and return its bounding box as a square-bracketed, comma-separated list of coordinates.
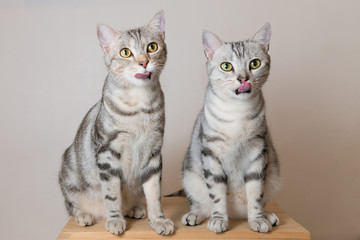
[164, 189, 185, 197]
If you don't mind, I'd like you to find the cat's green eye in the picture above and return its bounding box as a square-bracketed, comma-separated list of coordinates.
[249, 59, 261, 69]
[147, 42, 158, 53]
[120, 48, 132, 58]
[220, 62, 233, 72]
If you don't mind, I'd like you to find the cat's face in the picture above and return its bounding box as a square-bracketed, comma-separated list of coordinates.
[97, 11, 167, 87]
[203, 23, 271, 100]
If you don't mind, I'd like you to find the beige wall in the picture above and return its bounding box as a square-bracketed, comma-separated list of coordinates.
[0, 0, 359, 239]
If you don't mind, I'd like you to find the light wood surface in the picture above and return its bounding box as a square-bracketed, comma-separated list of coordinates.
[57, 197, 310, 240]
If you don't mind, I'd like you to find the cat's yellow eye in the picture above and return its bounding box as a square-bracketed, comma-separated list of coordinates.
[120, 48, 132, 58]
[147, 42, 158, 53]
[220, 62, 233, 72]
[249, 59, 261, 69]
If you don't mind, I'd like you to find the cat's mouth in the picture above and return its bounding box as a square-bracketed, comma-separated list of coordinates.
[235, 81, 251, 95]
[134, 72, 151, 80]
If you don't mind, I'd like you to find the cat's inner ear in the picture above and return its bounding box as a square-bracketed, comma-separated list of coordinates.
[97, 24, 118, 54]
[202, 31, 224, 60]
[250, 23, 271, 52]
[145, 10, 165, 39]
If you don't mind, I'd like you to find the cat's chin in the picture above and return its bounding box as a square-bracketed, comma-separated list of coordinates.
[234, 87, 252, 99]
[235, 89, 251, 95]
[127, 74, 158, 88]
[233, 89, 254, 100]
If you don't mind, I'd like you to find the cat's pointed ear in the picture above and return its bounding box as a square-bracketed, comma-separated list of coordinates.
[202, 31, 224, 60]
[97, 24, 118, 54]
[250, 23, 271, 52]
[146, 10, 165, 39]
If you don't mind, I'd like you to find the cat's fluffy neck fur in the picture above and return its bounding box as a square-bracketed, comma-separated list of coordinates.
[102, 73, 162, 111]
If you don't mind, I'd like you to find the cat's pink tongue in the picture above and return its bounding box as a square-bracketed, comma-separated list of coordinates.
[134, 72, 150, 79]
[238, 81, 251, 93]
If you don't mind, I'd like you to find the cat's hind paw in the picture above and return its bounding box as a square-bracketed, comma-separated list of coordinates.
[126, 206, 146, 219]
[105, 219, 126, 235]
[75, 212, 95, 227]
[207, 217, 228, 233]
[248, 217, 272, 233]
[150, 217, 174, 235]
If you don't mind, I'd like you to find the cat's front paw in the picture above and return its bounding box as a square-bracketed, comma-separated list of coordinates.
[248, 217, 272, 233]
[126, 206, 146, 219]
[207, 217, 228, 233]
[105, 219, 126, 235]
[149, 217, 174, 235]
[75, 212, 95, 227]
[265, 212, 280, 226]
[182, 212, 203, 226]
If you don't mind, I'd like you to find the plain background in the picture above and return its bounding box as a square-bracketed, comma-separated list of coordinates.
[0, 0, 359, 239]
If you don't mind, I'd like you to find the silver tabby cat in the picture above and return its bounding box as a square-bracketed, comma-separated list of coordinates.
[182, 23, 280, 233]
[58, 11, 174, 235]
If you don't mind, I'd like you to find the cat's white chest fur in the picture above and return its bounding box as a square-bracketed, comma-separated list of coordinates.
[204, 96, 259, 141]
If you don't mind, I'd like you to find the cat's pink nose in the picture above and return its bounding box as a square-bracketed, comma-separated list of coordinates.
[139, 60, 149, 68]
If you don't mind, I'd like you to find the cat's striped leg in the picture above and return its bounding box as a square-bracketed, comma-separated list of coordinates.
[201, 147, 228, 233]
[97, 148, 125, 235]
[244, 147, 273, 233]
[141, 153, 174, 235]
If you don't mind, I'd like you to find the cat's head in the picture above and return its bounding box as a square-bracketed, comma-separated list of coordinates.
[203, 23, 271, 100]
[97, 10, 167, 87]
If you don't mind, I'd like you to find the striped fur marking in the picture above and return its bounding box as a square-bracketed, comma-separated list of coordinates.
[97, 163, 111, 170]
[203, 169, 212, 178]
[149, 148, 161, 161]
[201, 147, 216, 158]
[100, 173, 110, 181]
[105, 195, 117, 201]
[213, 174, 228, 184]
[203, 133, 225, 143]
[206, 105, 231, 123]
[141, 162, 162, 184]
[108, 168, 122, 179]
[244, 172, 265, 182]
[104, 97, 139, 116]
